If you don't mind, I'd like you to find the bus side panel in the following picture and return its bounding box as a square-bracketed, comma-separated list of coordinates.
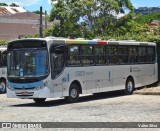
[93, 66, 112, 92]
[49, 74, 64, 98]
[131, 65, 145, 88]
[112, 65, 128, 91]
[49, 67, 93, 97]
[144, 64, 158, 85]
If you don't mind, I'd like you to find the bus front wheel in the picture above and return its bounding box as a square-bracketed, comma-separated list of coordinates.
[123, 78, 134, 95]
[65, 84, 79, 103]
[0, 80, 6, 94]
[33, 98, 46, 104]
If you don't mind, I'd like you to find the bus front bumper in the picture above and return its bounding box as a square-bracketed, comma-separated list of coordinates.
[7, 87, 51, 99]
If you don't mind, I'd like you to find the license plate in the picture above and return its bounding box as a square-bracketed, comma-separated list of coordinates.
[21, 92, 29, 95]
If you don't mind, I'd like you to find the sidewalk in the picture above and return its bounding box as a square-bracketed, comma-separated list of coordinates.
[134, 86, 160, 95]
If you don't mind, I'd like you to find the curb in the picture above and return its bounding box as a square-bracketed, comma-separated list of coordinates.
[134, 91, 160, 95]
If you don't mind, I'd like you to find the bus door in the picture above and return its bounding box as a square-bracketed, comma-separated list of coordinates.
[50, 44, 65, 97]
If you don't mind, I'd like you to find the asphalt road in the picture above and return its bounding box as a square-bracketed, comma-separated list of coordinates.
[0, 92, 160, 130]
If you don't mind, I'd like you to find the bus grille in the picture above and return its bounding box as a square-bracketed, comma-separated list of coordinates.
[16, 92, 34, 97]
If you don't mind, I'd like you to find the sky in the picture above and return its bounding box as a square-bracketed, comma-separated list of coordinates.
[1, 0, 160, 14]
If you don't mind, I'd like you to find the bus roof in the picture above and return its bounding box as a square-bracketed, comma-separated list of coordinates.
[8, 37, 156, 46]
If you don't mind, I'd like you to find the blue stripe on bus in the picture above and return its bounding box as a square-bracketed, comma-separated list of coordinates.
[88, 40, 98, 44]
[8, 81, 43, 89]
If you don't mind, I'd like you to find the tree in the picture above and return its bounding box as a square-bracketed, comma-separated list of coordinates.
[0, 3, 8, 6]
[33, 10, 45, 15]
[10, 3, 19, 7]
[49, 0, 134, 38]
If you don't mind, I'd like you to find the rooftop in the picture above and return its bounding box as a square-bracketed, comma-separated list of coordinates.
[0, 6, 27, 15]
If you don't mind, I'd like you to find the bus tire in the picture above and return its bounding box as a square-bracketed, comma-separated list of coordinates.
[33, 98, 46, 104]
[123, 78, 134, 95]
[0, 80, 6, 94]
[65, 84, 79, 103]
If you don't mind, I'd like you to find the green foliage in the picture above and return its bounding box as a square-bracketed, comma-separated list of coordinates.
[135, 12, 160, 24]
[10, 3, 19, 7]
[0, 40, 8, 45]
[32, 10, 45, 14]
[102, 33, 160, 45]
[147, 36, 160, 44]
[49, 0, 134, 38]
[0, 3, 8, 6]
[0, 2, 19, 7]
[22, 34, 39, 38]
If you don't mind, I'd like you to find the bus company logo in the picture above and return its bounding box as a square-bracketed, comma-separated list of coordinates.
[22, 86, 26, 90]
[2, 123, 12, 128]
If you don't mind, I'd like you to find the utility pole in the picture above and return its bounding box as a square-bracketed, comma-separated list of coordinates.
[39, 6, 43, 38]
[45, 10, 47, 29]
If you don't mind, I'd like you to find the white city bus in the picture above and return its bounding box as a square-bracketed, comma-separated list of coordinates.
[0, 46, 7, 93]
[7, 37, 158, 103]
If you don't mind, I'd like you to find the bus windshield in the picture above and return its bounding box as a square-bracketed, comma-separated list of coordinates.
[7, 48, 49, 77]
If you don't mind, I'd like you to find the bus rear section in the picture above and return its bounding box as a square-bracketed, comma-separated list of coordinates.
[0, 46, 7, 93]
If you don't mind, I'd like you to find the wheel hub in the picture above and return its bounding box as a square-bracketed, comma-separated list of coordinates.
[0, 82, 5, 90]
[70, 89, 77, 98]
[127, 81, 133, 92]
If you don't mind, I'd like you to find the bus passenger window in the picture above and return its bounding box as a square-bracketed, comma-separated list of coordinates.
[118, 46, 128, 64]
[94, 45, 105, 65]
[138, 47, 147, 63]
[0, 50, 7, 67]
[129, 47, 137, 64]
[81, 45, 94, 65]
[147, 47, 155, 63]
[106, 46, 118, 65]
[67, 46, 81, 66]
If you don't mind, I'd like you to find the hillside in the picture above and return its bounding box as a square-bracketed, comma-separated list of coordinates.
[135, 7, 160, 15]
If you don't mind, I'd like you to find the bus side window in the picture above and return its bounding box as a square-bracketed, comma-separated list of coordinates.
[147, 47, 155, 63]
[129, 47, 137, 64]
[81, 45, 94, 65]
[67, 45, 81, 66]
[138, 47, 147, 63]
[106, 46, 118, 65]
[94, 45, 105, 65]
[0, 50, 7, 67]
[118, 46, 128, 64]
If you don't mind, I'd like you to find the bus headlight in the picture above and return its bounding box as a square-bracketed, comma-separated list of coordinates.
[36, 85, 44, 90]
[7, 84, 14, 91]
[44, 80, 49, 86]
[35, 81, 49, 90]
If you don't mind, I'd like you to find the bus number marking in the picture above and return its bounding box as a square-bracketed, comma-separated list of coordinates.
[75, 71, 85, 76]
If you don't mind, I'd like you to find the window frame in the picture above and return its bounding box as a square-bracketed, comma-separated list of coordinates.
[50, 44, 66, 79]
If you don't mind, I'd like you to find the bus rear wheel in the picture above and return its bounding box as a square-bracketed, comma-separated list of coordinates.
[33, 98, 46, 104]
[123, 78, 134, 95]
[0, 80, 6, 94]
[65, 84, 79, 103]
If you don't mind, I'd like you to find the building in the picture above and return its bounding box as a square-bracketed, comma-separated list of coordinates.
[0, 6, 27, 15]
[148, 20, 160, 27]
[0, 6, 52, 40]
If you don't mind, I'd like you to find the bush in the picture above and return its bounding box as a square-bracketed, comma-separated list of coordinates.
[102, 34, 160, 45]
[0, 40, 8, 45]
